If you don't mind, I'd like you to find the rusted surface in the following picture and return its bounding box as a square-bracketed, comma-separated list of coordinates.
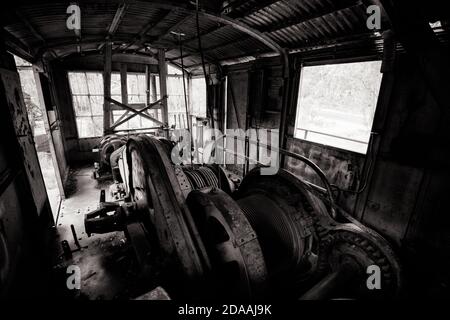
[0, 67, 47, 213]
[286, 137, 364, 191]
[126, 136, 207, 294]
[54, 166, 151, 299]
[187, 188, 268, 300]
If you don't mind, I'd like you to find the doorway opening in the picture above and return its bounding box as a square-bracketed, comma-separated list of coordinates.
[14, 55, 62, 219]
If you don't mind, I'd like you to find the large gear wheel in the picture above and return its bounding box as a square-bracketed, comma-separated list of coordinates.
[323, 224, 402, 298]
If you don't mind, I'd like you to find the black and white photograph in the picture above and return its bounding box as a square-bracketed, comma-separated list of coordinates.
[0, 0, 449, 308]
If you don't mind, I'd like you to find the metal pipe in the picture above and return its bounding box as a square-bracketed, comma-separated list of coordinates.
[218, 134, 337, 218]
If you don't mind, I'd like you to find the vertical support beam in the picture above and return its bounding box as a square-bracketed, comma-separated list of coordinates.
[158, 49, 169, 132]
[150, 74, 157, 102]
[145, 65, 157, 120]
[120, 63, 128, 105]
[150, 73, 158, 119]
[103, 41, 112, 134]
[145, 65, 151, 105]
[119, 63, 129, 128]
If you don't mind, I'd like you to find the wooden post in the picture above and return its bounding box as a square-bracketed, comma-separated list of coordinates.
[103, 41, 112, 134]
[119, 63, 129, 129]
[150, 74, 158, 119]
[120, 63, 128, 105]
[158, 49, 169, 132]
[145, 64, 151, 105]
[145, 65, 158, 121]
[150, 75, 157, 102]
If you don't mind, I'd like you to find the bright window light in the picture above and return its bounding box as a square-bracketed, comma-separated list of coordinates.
[294, 61, 383, 154]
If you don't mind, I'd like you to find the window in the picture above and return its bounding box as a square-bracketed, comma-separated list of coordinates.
[112, 73, 157, 131]
[68, 72, 104, 138]
[294, 61, 382, 154]
[68, 68, 208, 135]
[168, 64, 182, 75]
[191, 77, 207, 118]
[167, 73, 190, 129]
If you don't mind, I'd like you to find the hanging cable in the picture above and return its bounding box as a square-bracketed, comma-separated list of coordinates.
[195, 0, 214, 132]
[172, 31, 194, 164]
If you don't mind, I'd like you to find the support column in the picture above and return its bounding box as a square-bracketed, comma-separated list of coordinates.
[145, 64, 151, 105]
[103, 41, 112, 134]
[120, 63, 128, 105]
[150, 75, 157, 102]
[158, 49, 169, 132]
[150, 74, 158, 119]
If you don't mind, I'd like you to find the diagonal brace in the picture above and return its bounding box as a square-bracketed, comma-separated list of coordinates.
[107, 96, 168, 130]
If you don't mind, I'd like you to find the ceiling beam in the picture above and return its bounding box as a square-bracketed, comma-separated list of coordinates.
[2, 29, 34, 61]
[198, 11, 288, 72]
[173, 24, 227, 47]
[14, 10, 46, 44]
[164, 41, 219, 64]
[168, 35, 252, 62]
[36, 37, 124, 59]
[119, 9, 172, 51]
[171, 2, 362, 62]
[259, 1, 363, 34]
[153, 8, 289, 73]
[141, 13, 195, 50]
[98, 3, 129, 51]
[288, 31, 383, 54]
[108, 3, 128, 36]
[9, 0, 288, 70]
[226, 0, 279, 18]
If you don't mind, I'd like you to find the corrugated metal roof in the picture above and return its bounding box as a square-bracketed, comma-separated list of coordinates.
[1, 0, 449, 69]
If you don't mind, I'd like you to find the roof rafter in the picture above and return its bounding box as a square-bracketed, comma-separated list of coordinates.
[98, 3, 129, 51]
[226, 0, 280, 19]
[259, 1, 362, 34]
[14, 10, 46, 44]
[118, 9, 172, 52]
[108, 3, 128, 36]
[140, 12, 195, 51]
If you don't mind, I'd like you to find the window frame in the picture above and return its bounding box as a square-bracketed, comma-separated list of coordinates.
[293, 58, 383, 155]
[68, 71, 105, 139]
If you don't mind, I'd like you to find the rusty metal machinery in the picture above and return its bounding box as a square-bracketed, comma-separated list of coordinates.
[94, 134, 128, 179]
[186, 189, 268, 300]
[84, 135, 402, 300]
[235, 168, 402, 299]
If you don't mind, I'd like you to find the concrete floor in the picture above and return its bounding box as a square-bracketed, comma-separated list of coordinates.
[51, 166, 152, 300]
